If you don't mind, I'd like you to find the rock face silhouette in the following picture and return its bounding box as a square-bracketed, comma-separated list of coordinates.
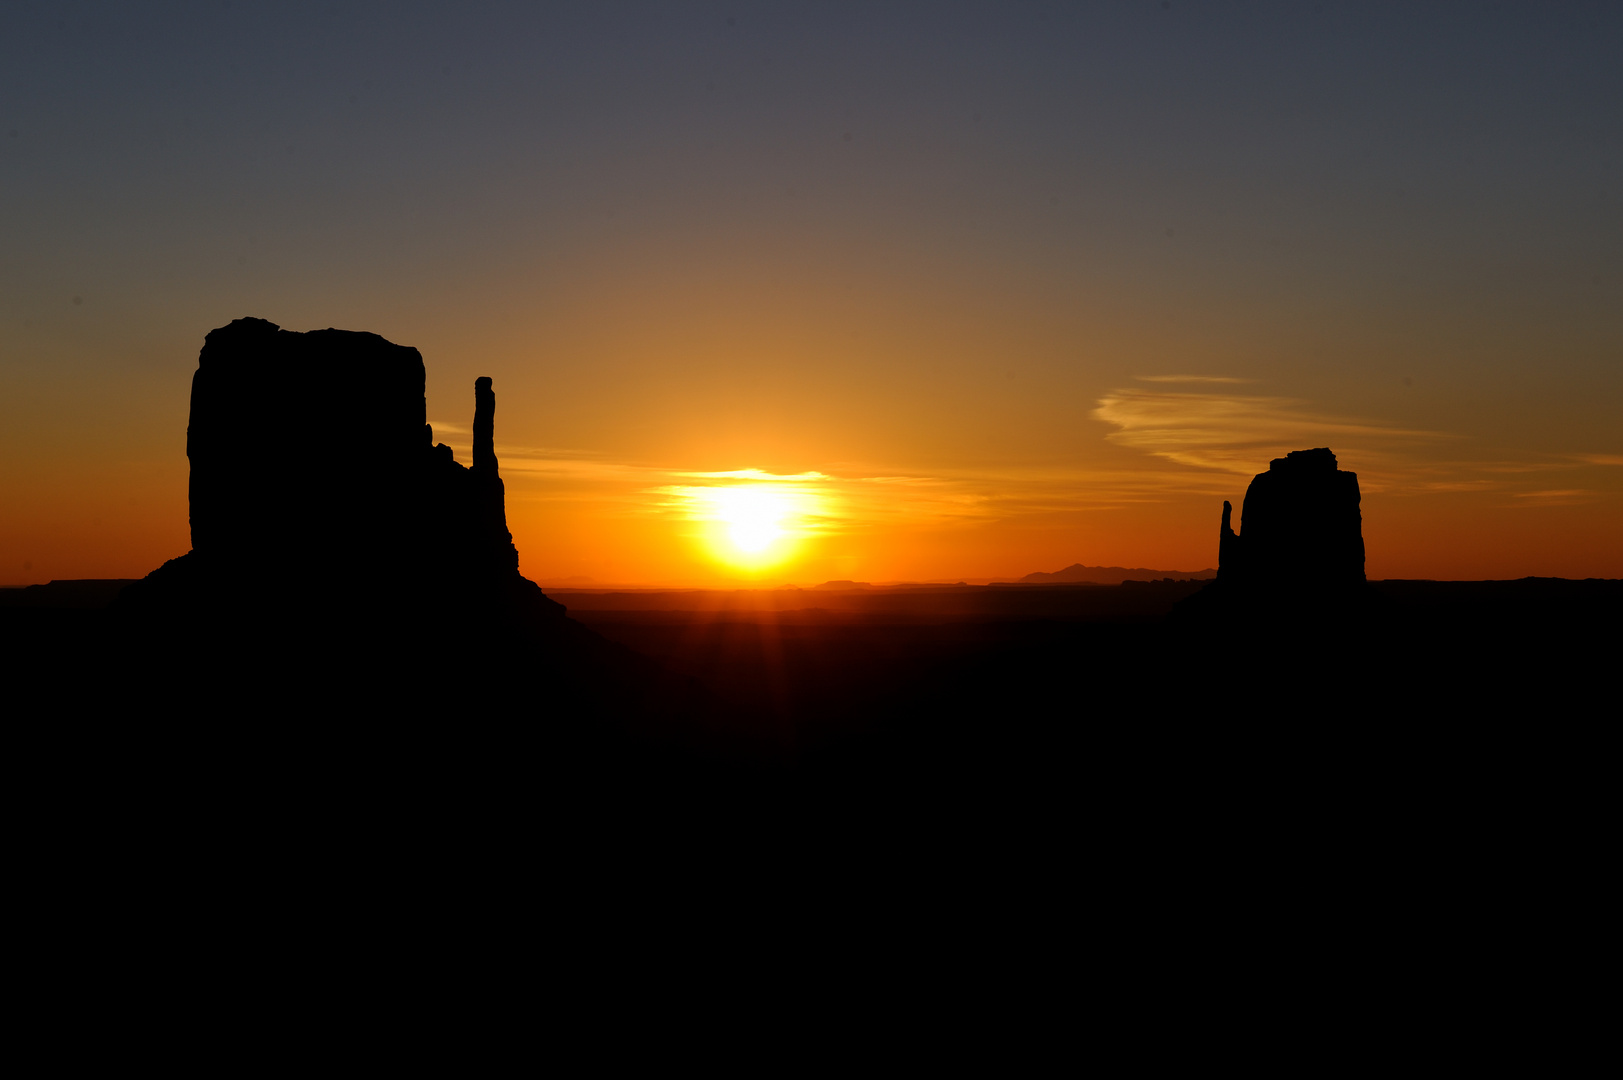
[1218, 448, 1365, 593]
[182, 317, 529, 603]
[119, 318, 578, 710]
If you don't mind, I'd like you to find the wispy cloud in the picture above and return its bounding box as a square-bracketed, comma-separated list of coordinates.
[498, 459, 640, 478]
[488, 443, 1243, 530]
[463, 397, 1616, 537]
[652, 471, 841, 540]
[1134, 374, 1253, 384]
[1093, 387, 1447, 474]
[672, 469, 829, 483]
[1513, 489, 1591, 503]
[1090, 385, 1623, 503]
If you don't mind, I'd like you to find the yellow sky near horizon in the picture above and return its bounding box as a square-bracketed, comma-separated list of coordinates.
[4, 334, 1620, 588]
[464, 372, 1623, 586]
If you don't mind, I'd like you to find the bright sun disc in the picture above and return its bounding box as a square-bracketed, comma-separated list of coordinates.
[670, 478, 827, 572]
[709, 486, 791, 553]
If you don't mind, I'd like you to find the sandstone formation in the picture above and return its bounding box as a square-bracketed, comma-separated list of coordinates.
[181, 317, 529, 597]
[119, 317, 567, 687]
[1218, 447, 1365, 593]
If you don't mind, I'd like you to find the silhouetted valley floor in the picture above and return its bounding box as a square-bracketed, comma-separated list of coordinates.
[8, 576, 1613, 802]
[4, 571, 1615, 980]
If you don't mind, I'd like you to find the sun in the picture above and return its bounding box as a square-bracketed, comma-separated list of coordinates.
[664, 474, 829, 574]
[711, 485, 791, 553]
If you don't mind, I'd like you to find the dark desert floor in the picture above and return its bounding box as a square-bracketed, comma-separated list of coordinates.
[7, 575, 1615, 753]
[4, 575, 1615, 886]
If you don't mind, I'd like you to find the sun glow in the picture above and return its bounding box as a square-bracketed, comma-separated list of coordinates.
[659, 472, 831, 573]
[710, 485, 792, 553]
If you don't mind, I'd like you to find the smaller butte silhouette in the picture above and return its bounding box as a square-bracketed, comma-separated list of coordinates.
[1218, 447, 1366, 594]
[1173, 446, 1371, 638]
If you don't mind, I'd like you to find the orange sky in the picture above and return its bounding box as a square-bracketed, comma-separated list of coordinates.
[6, 270, 1618, 586]
[3, 5, 1620, 586]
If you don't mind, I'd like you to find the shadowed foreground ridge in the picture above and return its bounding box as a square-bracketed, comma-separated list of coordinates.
[113, 318, 640, 721]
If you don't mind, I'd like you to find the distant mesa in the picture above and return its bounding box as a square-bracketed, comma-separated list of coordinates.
[1012, 564, 1216, 585]
[812, 580, 873, 591]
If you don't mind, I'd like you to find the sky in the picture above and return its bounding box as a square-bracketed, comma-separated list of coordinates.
[3, 1, 1620, 586]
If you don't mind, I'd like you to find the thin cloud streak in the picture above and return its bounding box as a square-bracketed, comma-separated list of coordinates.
[488, 444, 1245, 532]
[1090, 387, 1621, 502]
[1092, 388, 1448, 475]
[1134, 375, 1253, 384]
[435, 401, 1612, 533]
[672, 469, 829, 482]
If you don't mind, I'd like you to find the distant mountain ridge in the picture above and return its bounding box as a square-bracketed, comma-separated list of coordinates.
[1011, 564, 1217, 585]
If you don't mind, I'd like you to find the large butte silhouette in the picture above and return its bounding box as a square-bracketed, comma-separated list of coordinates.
[116, 318, 632, 720]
